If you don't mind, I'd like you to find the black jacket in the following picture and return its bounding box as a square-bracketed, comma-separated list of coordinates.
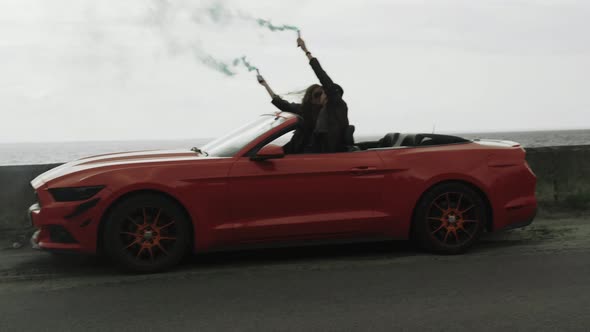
[272, 96, 325, 154]
[271, 97, 309, 154]
[271, 58, 349, 153]
[308, 57, 349, 153]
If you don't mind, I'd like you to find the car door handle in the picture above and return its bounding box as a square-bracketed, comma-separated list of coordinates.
[350, 166, 377, 175]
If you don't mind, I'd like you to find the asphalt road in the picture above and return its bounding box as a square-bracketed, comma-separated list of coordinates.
[1, 216, 589, 331]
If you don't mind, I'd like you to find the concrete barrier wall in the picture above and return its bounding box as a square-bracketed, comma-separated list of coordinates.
[0, 163, 62, 238]
[1, 146, 589, 238]
[525, 145, 590, 210]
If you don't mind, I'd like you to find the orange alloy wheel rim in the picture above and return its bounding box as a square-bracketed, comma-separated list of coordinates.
[426, 192, 480, 246]
[119, 207, 177, 261]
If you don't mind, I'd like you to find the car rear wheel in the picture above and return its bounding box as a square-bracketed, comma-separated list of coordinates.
[413, 183, 487, 254]
[103, 193, 192, 273]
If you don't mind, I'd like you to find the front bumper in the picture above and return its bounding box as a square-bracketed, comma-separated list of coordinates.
[29, 188, 111, 253]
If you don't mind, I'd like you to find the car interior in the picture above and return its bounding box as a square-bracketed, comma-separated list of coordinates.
[267, 124, 471, 155]
[347, 125, 471, 152]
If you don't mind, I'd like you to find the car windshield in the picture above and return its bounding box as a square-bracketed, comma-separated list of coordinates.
[200, 115, 289, 157]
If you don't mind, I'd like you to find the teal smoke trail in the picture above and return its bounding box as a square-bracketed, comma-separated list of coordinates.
[233, 56, 305, 99]
[200, 3, 301, 35]
[195, 3, 301, 76]
[233, 56, 259, 74]
[207, 2, 225, 23]
[195, 50, 236, 76]
[150, 0, 301, 77]
[255, 18, 300, 33]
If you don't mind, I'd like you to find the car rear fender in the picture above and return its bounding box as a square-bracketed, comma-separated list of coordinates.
[487, 146, 526, 168]
[484, 146, 536, 230]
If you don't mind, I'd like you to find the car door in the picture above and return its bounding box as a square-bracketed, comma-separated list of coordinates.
[223, 150, 386, 243]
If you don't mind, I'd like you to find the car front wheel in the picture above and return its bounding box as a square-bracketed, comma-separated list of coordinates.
[103, 193, 192, 273]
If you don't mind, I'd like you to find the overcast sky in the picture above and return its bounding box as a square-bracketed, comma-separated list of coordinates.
[1, 0, 589, 143]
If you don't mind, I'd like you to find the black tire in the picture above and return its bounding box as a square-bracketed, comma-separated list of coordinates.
[103, 193, 192, 273]
[413, 182, 487, 254]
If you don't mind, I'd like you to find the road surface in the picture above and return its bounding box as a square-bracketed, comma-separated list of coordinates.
[1, 216, 589, 331]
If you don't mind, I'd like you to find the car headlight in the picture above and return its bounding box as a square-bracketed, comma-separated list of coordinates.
[48, 186, 105, 202]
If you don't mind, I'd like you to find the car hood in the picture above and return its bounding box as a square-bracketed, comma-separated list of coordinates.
[31, 149, 212, 189]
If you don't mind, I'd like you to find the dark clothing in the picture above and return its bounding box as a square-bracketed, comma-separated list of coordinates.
[308, 58, 349, 153]
[270, 97, 302, 116]
[271, 58, 349, 154]
[271, 97, 318, 154]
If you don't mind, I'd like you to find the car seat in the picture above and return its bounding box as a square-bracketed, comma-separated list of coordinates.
[345, 125, 361, 152]
[378, 133, 400, 148]
[398, 134, 417, 147]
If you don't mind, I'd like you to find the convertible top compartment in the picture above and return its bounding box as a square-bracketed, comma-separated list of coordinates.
[356, 133, 470, 150]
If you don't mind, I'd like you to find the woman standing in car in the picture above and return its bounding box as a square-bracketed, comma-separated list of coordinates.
[258, 78, 324, 154]
[258, 35, 349, 153]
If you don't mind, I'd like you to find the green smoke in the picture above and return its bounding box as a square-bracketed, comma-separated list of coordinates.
[200, 2, 300, 33]
[233, 56, 258, 73]
[149, 0, 300, 77]
[198, 53, 236, 76]
[256, 18, 299, 32]
[206, 2, 229, 23]
[196, 54, 260, 77]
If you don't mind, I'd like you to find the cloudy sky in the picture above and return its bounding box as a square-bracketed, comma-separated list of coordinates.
[1, 0, 589, 143]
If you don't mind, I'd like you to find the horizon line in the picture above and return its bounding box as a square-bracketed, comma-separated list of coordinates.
[1, 127, 590, 144]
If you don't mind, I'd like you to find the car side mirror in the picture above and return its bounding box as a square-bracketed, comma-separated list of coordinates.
[251, 144, 285, 161]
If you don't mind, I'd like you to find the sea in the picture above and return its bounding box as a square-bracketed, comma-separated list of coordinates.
[1, 129, 589, 166]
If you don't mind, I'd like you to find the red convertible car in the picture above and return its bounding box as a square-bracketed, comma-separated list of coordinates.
[29, 112, 537, 272]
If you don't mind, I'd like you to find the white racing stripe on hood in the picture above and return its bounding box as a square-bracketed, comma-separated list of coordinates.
[31, 149, 228, 188]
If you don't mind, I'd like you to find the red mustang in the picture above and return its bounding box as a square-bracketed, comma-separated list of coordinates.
[29, 113, 537, 272]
